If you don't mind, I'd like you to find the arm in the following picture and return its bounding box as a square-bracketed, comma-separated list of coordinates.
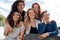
[17, 23, 25, 40]
[20, 30, 25, 40]
[4, 27, 9, 36]
[38, 23, 49, 39]
[48, 21, 58, 36]
[5, 18, 13, 33]
[38, 23, 46, 34]
[17, 30, 25, 40]
[38, 21, 58, 39]
[5, 18, 10, 27]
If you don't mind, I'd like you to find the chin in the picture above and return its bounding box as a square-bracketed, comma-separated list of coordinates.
[31, 17, 35, 19]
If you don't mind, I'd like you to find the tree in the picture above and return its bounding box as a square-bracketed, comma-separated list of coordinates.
[0, 15, 5, 27]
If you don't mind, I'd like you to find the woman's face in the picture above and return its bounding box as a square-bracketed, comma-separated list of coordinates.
[43, 12, 50, 21]
[13, 12, 19, 22]
[33, 4, 39, 13]
[28, 10, 35, 19]
[17, 2, 24, 12]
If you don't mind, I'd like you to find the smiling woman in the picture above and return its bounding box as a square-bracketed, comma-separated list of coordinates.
[4, 11, 25, 40]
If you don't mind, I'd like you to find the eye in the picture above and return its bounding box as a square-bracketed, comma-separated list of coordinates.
[17, 14, 19, 16]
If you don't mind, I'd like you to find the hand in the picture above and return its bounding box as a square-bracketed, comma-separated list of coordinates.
[5, 19, 13, 33]
[42, 18, 47, 24]
[7, 26, 13, 33]
[39, 33, 49, 39]
[4, 27, 9, 36]
[17, 36, 21, 40]
[17, 22, 23, 27]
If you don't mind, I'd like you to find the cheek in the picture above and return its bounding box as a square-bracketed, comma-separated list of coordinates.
[13, 16, 19, 20]
[32, 13, 35, 17]
[47, 16, 49, 18]
[15, 16, 19, 20]
[17, 16, 19, 19]
[21, 6, 24, 8]
[17, 6, 20, 9]
[29, 14, 31, 18]
[29, 13, 35, 18]
[34, 7, 39, 11]
[17, 6, 23, 10]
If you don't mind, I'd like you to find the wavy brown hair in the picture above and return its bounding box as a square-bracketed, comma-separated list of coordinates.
[32, 3, 42, 21]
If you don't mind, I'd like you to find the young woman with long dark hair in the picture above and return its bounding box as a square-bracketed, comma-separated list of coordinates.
[4, 11, 25, 40]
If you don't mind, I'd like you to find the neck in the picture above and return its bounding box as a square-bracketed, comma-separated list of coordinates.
[19, 10, 23, 13]
[14, 21, 17, 26]
[30, 18, 35, 22]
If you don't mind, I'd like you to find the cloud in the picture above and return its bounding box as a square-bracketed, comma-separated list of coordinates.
[26, 0, 33, 2]
[0, 9, 9, 17]
[0, 0, 16, 17]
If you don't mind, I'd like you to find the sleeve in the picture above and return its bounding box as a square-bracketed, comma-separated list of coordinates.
[38, 23, 46, 34]
[48, 21, 58, 36]
[20, 25, 25, 32]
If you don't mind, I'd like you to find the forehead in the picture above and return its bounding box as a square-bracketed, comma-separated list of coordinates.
[18, 2, 24, 5]
[43, 12, 49, 15]
[29, 10, 34, 12]
[14, 12, 19, 14]
[33, 4, 38, 7]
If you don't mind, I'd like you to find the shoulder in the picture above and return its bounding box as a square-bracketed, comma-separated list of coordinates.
[35, 19, 40, 22]
[50, 20, 56, 23]
[35, 19, 41, 24]
[20, 22, 24, 26]
[17, 22, 24, 27]
[20, 22, 25, 29]
[50, 20, 57, 26]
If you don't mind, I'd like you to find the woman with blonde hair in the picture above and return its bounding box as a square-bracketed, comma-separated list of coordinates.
[24, 8, 41, 34]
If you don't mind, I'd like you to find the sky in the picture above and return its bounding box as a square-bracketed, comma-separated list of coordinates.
[0, 0, 60, 26]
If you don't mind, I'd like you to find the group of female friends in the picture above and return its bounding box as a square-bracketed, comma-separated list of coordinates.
[4, 0, 58, 40]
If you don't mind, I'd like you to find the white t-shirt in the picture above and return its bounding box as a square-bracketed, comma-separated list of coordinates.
[4, 25, 25, 40]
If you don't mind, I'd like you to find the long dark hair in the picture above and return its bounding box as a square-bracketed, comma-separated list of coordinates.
[11, 0, 25, 11]
[7, 11, 21, 28]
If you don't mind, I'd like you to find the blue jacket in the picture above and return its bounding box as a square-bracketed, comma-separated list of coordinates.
[38, 21, 58, 36]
